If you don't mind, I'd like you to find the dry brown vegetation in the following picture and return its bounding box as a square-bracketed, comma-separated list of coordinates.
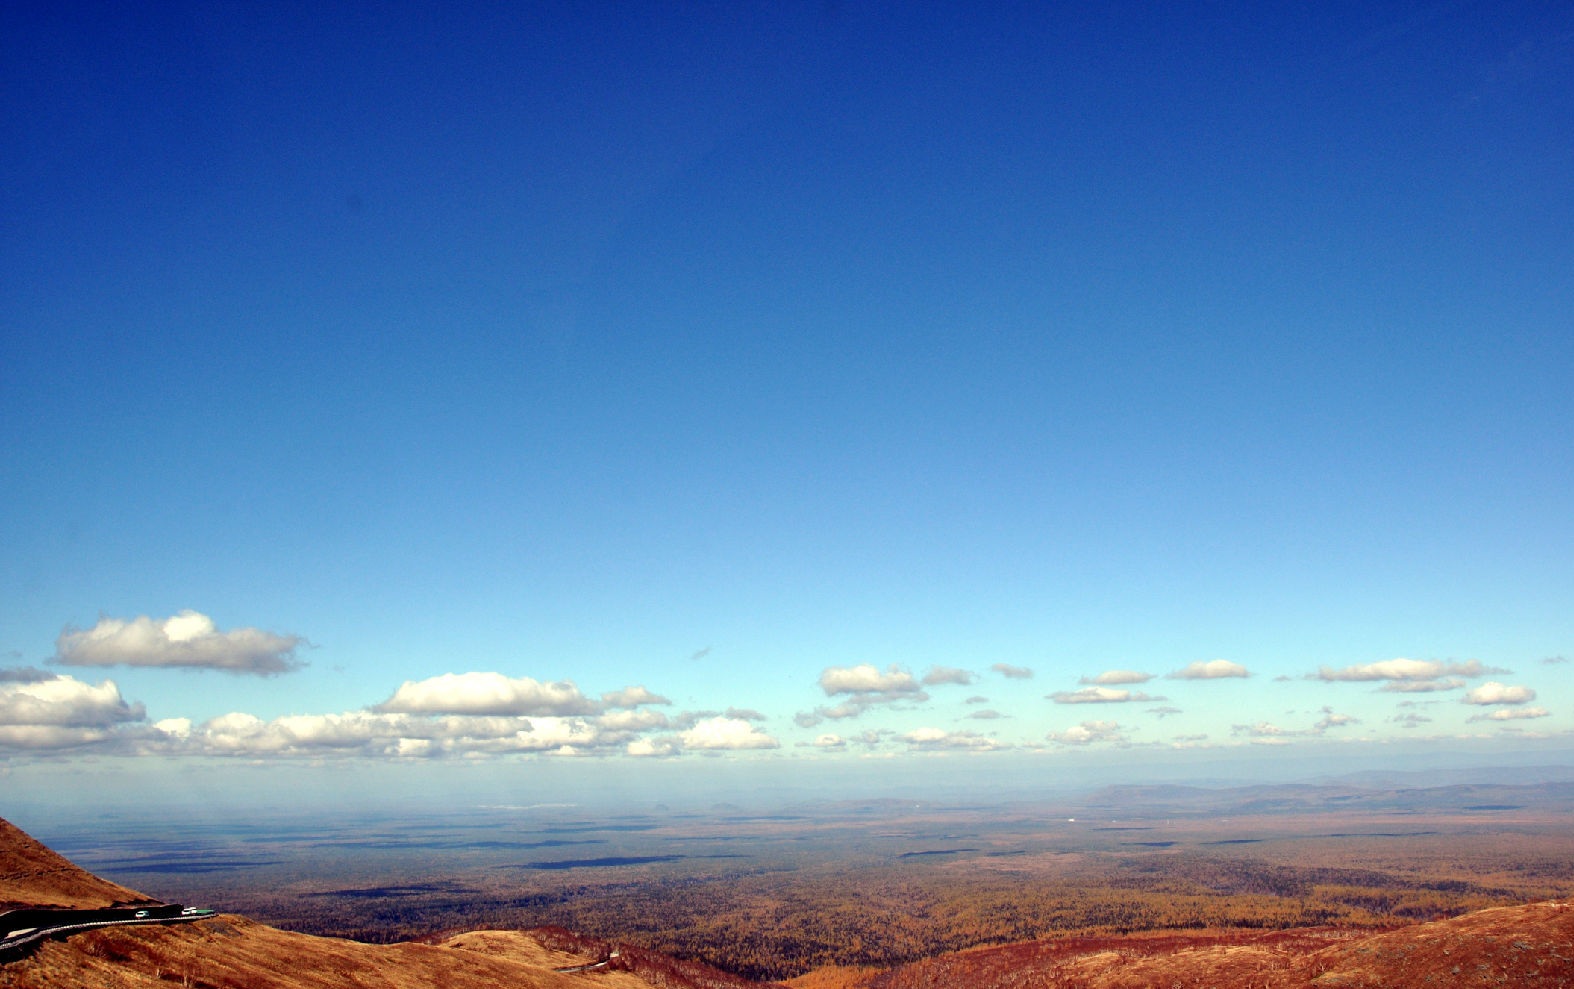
[0, 817, 147, 911]
[834, 900, 1574, 989]
[8, 783, 1574, 988]
[189, 811, 1571, 981]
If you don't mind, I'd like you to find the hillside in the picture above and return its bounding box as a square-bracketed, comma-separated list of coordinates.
[803, 900, 1574, 989]
[0, 817, 147, 911]
[0, 815, 775, 989]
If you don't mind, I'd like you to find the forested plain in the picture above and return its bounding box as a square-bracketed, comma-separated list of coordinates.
[45, 783, 1574, 982]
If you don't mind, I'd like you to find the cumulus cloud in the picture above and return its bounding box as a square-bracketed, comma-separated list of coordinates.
[966, 708, 1002, 720]
[1081, 670, 1153, 685]
[724, 707, 767, 722]
[1316, 658, 1506, 683]
[164, 709, 614, 759]
[903, 727, 1001, 751]
[0, 675, 144, 728]
[1170, 660, 1249, 680]
[1229, 708, 1357, 741]
[1468, 707, 1550, 723]
[812, 733, 847, 750]
[798, 664, 930, 724]
[0, 675, 146, 750]
[1046, 720, 1125, 746]
[1379, 678, 1464, 693]
[1462, 682, 1536, 706]
[627, 737, 678, 758]
[1231, 722, 1291, 743]
[601, 685, 670, 709]
[1049, 686, 1162, 704]
[55, 611, 306, 675]
[820, 664, 925, 698]
[374, 672, 601, 716]
[991, 663, 1033, 679]
[679, 716, 779, 750]
[921, 665, 975, 686]
[1313, 707, 1358, 732]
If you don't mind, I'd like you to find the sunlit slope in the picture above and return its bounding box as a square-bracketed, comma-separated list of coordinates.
[0, 817, 146, 910]
[0, 815, 742, 989]
[812, 900, 1574, 989]
[1, 912, 656, 989]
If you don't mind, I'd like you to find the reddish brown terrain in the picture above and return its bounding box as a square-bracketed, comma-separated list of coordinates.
[0, 817, 147, 911]
[792, 902, 1574, 988]
[4, 813, 1572, 988]
[0, 816, 777, 989]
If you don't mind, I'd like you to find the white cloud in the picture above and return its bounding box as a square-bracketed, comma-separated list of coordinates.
[1313, 708, 1358, 732]
[1170, 660, 1249, 680]
[1049, 686, 1160, 704]
[601, 685, 670, 709]
[991, 663, 1033, 679]
[921, 665, 975, 686]
[902, 727, 1001, 751]
[626, 737, 678, 757]
[1468, 707, 1550, 723]
[0, 676, 143, 726]
[799, 663, 930, 725]
[55, 611, 305, 675]
[820, 664, 924, 697]
[1081, 670, 1153, 685]
[1317, 658, 1506, 683]
[679, 716, 779, 750]
[1046, 720, 1125, 746]
[1462, 681, 1537, 706]
[374, 672, 601, 716]
[167, 709, 617, 759]
[0, 725, 117, 749]
[1379, 678, 1464, 693]
[813, 734, 847, 749]
[1234, 721, 1287, 737]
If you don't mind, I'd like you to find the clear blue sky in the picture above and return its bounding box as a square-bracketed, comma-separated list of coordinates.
[3, 1, 1571, 811]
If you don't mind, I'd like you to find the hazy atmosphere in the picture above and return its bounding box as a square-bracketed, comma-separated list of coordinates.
[3, 1, 1571, 816]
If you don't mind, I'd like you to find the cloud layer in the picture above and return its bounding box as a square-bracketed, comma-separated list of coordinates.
[55, 611, 305, 675]
[1170, 660, 1250, 680]
[0, 674, 146, 749]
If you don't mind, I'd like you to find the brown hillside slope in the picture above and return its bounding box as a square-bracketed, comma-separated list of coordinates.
[0, 913, 656, 989]
[0, 816, 147, 910]
[846, 900, 1574, 989]
[0, 815, 777, 989]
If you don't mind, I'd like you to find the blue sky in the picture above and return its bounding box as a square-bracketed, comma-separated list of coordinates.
[3, 1, 1571, 810]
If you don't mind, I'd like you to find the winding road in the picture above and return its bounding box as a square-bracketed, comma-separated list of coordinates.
[0, 904, 215, 961]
